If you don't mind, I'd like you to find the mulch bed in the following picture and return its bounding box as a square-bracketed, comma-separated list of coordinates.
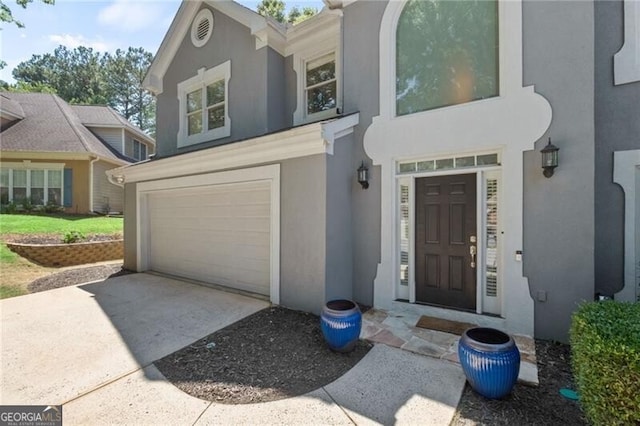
[27, 263, 132, 293]
[452, 340, 587, 425]
[155, 306, 372, 404]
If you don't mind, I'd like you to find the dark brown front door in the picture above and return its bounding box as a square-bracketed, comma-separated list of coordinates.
[415, 174, 477, 310]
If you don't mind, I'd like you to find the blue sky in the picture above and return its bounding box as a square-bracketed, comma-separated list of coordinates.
[0, 0, 325, 84]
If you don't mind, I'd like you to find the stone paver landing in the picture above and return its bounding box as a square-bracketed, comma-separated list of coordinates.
[361, 308, 539, 386]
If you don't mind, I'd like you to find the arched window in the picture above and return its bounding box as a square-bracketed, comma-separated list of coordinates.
[396, 0, 499, 116]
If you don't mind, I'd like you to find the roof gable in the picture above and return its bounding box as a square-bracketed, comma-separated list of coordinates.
[71, 105, 155, 145]
[145, 0, 287, 94]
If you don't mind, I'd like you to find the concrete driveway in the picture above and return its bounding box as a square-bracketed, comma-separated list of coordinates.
[0, 273, 268, 406]
[1, 273, 466, 425]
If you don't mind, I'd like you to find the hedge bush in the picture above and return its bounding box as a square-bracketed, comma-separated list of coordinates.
[570, 301, 640, 425]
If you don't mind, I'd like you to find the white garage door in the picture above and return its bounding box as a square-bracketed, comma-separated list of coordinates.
[147, 181, 271, 296]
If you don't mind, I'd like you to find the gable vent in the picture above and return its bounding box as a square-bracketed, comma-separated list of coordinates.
[196, 19, 210, 41]
[191, 9, 214, 48]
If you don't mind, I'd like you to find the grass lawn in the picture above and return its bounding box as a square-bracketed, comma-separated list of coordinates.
[0, 214, 123, 237]
[0, 214, 123, 299]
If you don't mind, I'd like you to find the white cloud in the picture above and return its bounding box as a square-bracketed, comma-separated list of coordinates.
[98, 0, 164, 33]
[48, 34, 112, 51]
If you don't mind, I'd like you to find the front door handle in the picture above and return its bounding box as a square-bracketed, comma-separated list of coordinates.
[470, 245, 477, 268]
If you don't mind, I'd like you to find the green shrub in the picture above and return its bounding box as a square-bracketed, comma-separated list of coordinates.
[570, 301, 640, 425]
[62, 231, 86, 244]
[43, 200, 64, 214]
[21, 197, 34, 213]
[0, 202, 18, 214]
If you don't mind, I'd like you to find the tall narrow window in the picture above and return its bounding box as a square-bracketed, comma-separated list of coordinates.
[48, 170, 62, 205]
[399, 184, 410, 287]
[305, 53, 337, 116]
[186, 89, 203, 136]
[485, 178, 499, 298]
[31, 170, 45, 205]
[0, 169, 9, 204]
[13, 170, 27, 203]
[396, 0, 499, 115]
[206, 80, 225, 130]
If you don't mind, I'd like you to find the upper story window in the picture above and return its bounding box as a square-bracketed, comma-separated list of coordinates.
[396, 0, 499, 116]
[177, 60, 231, 148]
[305, 53, 337, 116]
[133, 139, 147, 161]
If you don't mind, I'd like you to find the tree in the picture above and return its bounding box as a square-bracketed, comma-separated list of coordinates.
[256, 0, 317, 25]
[13, 46, 109, 104]
[1, 0, 54, 28]
[287, 6, 317, 25]
[12, 45, 156, 133]
[257, 0, 285, 23]
[104, 47, 155, 133]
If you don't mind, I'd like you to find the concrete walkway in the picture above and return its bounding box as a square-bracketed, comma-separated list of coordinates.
[1, 274, 466, 425]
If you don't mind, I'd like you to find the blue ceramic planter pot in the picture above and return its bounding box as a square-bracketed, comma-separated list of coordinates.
[320, 299, 362, 353]
[458, 327, 520, 399]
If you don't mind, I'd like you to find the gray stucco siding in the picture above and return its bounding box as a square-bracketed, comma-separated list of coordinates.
[342, 0, 386, 306]
[123, 182, 137, 271]
[325, 134, 354, 303]
[522, 0, 596, 341]
[279, 155, 327, 313]
[267, 48, 289, 132]
[594, 0, 640, 296]
[155, 5, 277, 158]
[284, 55, 297, 126]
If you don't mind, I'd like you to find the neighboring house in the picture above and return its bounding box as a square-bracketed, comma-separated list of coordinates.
[108, 0, 639, 341]
[0, 92, 155, 214]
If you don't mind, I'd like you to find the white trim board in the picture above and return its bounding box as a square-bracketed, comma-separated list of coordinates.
[363, 0, 552, 337]
[136, 164, 281, 305]
[614, 0, 640, 85]
[107, 114, 359, 184]
[613, 149, 640, 302]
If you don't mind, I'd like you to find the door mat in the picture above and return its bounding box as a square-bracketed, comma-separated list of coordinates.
[415, 315, 477, 335]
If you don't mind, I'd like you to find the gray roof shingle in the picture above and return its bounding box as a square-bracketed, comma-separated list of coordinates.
[0, 92, 151, 163]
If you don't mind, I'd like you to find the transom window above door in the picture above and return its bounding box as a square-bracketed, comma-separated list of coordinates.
[177, 61, 231, 148]
[396, 0, 499, 116]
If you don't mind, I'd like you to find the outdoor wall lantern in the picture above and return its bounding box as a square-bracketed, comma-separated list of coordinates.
[357, 161, 370, 189]
[541, 138, 560, 178]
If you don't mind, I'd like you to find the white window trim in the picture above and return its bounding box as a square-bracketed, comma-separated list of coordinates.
[295, 50, 340, 125]
[293, 46, 341, 126]
[136, 164, 281, 305]
[177, 61, 231, 148]
[365, 0, 553, 337]
[394, 159, 503, 316]
[613, 149, 640, 302]
[1, 167, 64, 206]
[614, 0, 640, 85]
